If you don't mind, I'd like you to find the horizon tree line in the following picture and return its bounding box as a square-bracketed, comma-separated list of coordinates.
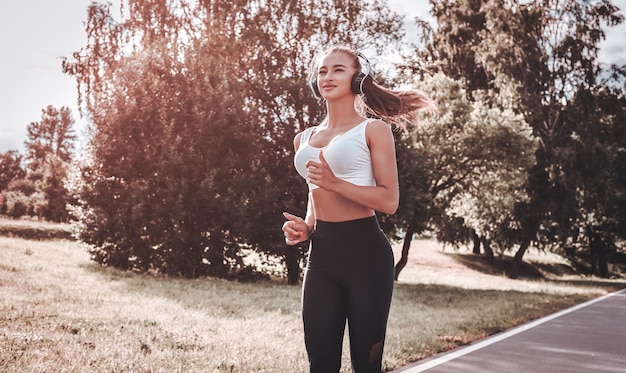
[1, 0, 624, 282]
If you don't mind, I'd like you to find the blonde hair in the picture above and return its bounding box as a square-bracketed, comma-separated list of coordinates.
[310, 45, 436, 124]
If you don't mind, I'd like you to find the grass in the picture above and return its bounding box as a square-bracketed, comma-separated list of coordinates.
[1, 235, 625, 372]
[0, 217, 72, 240]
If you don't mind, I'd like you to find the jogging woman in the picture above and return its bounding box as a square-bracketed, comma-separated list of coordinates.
[282, 45, 434, 372]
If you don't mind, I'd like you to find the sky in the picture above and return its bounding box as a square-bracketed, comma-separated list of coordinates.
[1, 0, 625, 154]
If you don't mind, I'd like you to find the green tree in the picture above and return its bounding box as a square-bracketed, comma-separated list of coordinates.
[64, 0, 400, 283]
[230, 0, 404, 283]
[389, 74, 536, 279]
[64, 0, 405, 281]
[407, 0, 624, 275]
[23, 106, 76, 222]
[553, 86, 626, 276]
[25, 105, 76, 169]
[66, 23, 259, 276]
[0, 150, 25, 192]
[1, 178, 46, 219]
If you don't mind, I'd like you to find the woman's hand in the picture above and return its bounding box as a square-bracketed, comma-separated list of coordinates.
[282, 212, 312, 245]
[306, 151, 339, 191]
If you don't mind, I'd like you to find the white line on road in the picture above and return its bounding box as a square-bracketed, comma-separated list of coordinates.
[397, 288, 626, 372]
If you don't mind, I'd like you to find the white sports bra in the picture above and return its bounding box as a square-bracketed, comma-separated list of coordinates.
[294, 118, 376, 190]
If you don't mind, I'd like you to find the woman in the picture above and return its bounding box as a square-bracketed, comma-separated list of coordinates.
[282, 45, 434, 372]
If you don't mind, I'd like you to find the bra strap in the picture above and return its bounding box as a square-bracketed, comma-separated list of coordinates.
[300, 127, 314, 144]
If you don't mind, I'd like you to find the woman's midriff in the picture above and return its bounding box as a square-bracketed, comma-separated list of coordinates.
[311, 188, 375, 222]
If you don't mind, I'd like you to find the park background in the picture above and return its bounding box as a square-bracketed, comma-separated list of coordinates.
[1, 0, 626, 371]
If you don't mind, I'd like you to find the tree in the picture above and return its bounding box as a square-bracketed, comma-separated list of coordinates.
[66, 28, 259, 276]
[229, 0, 405, 283]
[64, 0, 405, 281]
[406, 0, 624, 275]
[0, 150, 25, 192]
[388, 74, 536, 279]
[22, 105, 76, 222]
[551, 86, 626, 276]
[509, 0, 624, 275]
[25, 105, 76, 169]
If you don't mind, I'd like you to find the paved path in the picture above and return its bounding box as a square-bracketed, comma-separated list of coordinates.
[392, 288, 626, 373]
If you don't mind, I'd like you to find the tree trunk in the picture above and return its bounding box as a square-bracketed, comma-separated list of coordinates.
[206, 234, 228, 278]
[510, 237, 531, 279]
[589, 229, 609, 278]
[285, 244, 302, 285]
[471, 230, 481, 254]
[480, 236, 494, 262]
[395, 225, 416, 281]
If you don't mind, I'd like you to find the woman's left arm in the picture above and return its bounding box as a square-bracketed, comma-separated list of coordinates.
[307, 120, 399, 214]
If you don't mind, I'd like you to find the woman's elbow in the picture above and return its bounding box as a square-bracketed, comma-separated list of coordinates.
[379, 198, 399, 215]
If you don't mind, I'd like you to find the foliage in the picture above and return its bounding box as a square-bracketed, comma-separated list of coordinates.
[387, 73, 537, 278]
[546, 86, 626, 276]
[445, 98, 537, 253]
[0, 150, 25, 192]
[404, 0, 625, 276]
[20, 105, 77, 222]
[66, 36, 257, 277]
[25, 105, 76, 169]
[63, 0, 405, 280]
[2, 174, 45, 220]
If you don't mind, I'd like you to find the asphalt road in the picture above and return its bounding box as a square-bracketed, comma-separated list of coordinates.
[392, 288, 626, 373]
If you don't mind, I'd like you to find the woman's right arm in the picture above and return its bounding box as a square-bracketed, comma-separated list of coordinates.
[283, 194, 315, 245]
[282, 131, 316, 245]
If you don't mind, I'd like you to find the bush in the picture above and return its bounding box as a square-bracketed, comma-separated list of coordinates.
[2, 190, 46, 220]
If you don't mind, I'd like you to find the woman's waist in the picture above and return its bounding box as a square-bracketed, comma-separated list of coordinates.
[311, 216, 385, 244]
[308, 216, 392, 266]
[311, 190, 373, 222]
[314, 215, 379, 235]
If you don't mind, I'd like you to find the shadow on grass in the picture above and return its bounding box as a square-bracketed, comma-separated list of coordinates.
[448, 253, 548, 279]
[447, 253, 626, 292]
[79, 261, 302, 317]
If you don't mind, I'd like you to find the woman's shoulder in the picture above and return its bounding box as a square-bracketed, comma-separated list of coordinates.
[293, 126, 316, 150]
[365, 119, 392, 136]
[365, 119, 393, 147]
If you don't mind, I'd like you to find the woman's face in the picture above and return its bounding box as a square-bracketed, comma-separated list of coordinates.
[315, 51, 357, 100]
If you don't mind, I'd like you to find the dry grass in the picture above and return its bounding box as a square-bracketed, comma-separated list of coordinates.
[0, 217, 72, 240]
[0, 235, 624, 372]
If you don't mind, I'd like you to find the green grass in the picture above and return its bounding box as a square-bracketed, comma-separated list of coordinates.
[0, 217, 72, 240]
[0, 236, 624, 372]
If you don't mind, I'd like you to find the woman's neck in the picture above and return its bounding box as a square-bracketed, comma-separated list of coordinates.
[325, 98, 362, 129]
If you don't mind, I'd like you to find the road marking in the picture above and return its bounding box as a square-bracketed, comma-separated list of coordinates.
[397, 288, 626, 372]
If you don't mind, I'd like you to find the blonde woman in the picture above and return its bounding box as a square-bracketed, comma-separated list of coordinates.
[282, 45, 434, 372]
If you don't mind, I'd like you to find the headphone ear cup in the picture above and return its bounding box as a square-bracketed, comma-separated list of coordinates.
[309, 75, 322, 98]
[351, 72, 368, 94]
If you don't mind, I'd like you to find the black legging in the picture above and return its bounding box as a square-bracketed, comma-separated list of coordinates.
[302, 216, 395, 373]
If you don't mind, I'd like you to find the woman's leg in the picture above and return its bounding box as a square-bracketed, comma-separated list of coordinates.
[302, 217, 394, 373]
[302, 267, 347, 373]
[347, 232, 395, 372]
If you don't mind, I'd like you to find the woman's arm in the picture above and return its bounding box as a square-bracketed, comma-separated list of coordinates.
[282, 193, 315, 245]
[305, 120, 399, 214]
[282, 131, 316, 245]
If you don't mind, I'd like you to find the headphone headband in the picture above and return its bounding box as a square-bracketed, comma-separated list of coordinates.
[356, 52, 374, 80]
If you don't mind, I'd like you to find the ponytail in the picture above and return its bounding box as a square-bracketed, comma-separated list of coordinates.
[311, 45, 436, 126]
[360, 80, 436, 125]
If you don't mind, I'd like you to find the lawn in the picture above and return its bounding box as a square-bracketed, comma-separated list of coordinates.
[1, 233, 624, 372]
